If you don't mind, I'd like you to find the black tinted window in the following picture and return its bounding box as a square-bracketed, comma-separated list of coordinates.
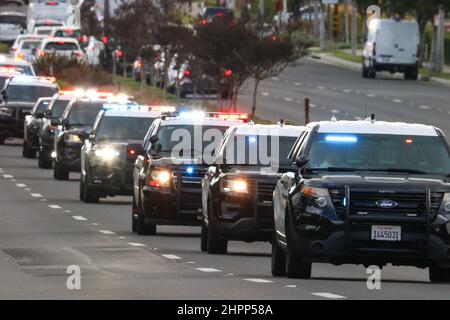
[6, 85, 57, 102]
[67, 102, 103, 126]
[44, 42, 79, 51]
[96, 116, 155, 141]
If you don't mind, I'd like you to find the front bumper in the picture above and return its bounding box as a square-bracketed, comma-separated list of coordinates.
[87, 162, 134, 196]
[57, 143, 82, 172]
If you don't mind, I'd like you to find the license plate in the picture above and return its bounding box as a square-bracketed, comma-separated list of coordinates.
[371, 225, 401, 241]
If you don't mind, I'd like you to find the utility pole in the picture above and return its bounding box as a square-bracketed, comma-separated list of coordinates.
[313, 0, 319, 38]
[351, 0, 357, 56]
[320, 4, 326, 51]
[328, 4, 333, 42]
[344, 0, 349, 44]
[436, 6, 445, 73]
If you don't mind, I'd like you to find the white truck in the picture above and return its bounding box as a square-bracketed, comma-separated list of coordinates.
[362, 19, 420, 80]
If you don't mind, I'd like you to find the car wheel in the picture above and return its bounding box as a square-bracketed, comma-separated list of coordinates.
[131, 194, 138, 233]
[23, 141, 36, 158]
[362, 64, 369, 78]
[429, 265, 450, 283]
[369, 67, 376, 79]
[136, 195, 156, 235]
[271, 231, 286, 277]
[285, 212, 312, 279]
[83, 171, 99, 203]
[54, 160, 69, 180]
[0, 137, 5, 145]
[79, 177, 85, 201]
[206, 199, 227, 254]
[38, 149, 52, 169]
[201, 222, 208, 252]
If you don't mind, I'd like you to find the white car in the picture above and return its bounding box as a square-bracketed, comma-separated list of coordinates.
[28, 0, 71, 23]
[0, 55, 36, 76]
[28, 19, 64, 33]
[38, 37, 84, 62]
[15, 38, 43, 62]
[10, 34, 45, 54]
[49, 25, 87, 48]
[0, 12, 27, 42]
[362, 18, 420, 80]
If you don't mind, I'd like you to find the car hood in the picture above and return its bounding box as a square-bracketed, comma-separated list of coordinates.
[305, 172, 450, 191]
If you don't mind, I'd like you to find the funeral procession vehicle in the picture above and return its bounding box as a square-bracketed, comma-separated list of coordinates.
[271, 118, 450, 282]
[132, 111, 249, 235]
[22, 96, 52, 158]
[201, 123, 304, 254]
[0, 75, 58, 144]
[80, 104, 163, 203]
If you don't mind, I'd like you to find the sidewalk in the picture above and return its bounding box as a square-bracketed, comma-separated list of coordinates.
[308, 50, 450, 87]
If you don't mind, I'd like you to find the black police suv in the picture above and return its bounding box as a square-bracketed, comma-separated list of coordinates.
[53, 98, 104, 180]
[201, 124, 303, 254]
[272, 119, 450, 283]
[22, 97, 52, 158]
[0, 76, 57, 144]
[80, 106, 160, 203]
[37, 93, 74, 168]
[132, 112, 247, 235]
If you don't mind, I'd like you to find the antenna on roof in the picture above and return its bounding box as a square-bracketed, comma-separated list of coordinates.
[371, 113, 376, 123]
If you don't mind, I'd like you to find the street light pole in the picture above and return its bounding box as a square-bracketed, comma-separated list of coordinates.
[351, 0, 357, 56]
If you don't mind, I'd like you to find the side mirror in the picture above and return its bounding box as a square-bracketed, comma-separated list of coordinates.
[295, 155, 310, 168]
[88, 134, 95, 141]
[207, 166, 217, 176]
[35, 112, 45, 118]
[43, 109, 51, 117]
[1, 90, 7, 102]
[149, 135, 159, 144]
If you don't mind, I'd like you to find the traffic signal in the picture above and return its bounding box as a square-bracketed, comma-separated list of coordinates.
[224, 69, 232, 77]
[102, 36, 108, 44]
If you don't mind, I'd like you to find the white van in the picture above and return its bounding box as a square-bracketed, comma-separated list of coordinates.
[362, 19, 420, 80]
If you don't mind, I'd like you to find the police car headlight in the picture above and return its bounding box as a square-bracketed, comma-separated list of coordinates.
[65, 134, 82, 143]
[438, 193, 450, 214]
[149, 170, 171, 187]
[95, 148, 120, 159]
[222, 179, 248, 194]
[301, 186, 332, 214]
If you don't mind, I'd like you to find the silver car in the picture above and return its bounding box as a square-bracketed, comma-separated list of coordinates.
[0, 12, 27, 42]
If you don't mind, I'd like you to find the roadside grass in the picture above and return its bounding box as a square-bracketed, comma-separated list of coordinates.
[0, 43, 8, 53]
[419, 68, 450, 81]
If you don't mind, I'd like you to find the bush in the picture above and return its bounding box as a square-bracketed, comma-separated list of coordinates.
[33, 54, 113, 88]
[0, 43, 8, 53]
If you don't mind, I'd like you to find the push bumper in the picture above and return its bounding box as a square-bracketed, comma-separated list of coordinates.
[87, 163, 134, 196]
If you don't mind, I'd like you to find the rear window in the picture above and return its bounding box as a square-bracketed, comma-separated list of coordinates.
[54, 29, 82, 39]
[6, 85, 58, 103]
[21, 41, 41, 50]
[44, 42, 79, 51]
[67, 102, 103, 126]
[50, 99, 70, 118]
[36, 29, 53, 35]
[0, 15, 26, 25]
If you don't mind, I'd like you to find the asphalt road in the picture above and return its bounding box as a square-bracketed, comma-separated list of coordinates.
[0, 59, 449, 299]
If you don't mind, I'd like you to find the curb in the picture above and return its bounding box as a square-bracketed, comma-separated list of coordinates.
[308, 52, 450, 87]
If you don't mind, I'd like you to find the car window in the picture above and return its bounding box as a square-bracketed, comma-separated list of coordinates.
[66, 102, 103, 126]
[96, 116, 156, 141]
[44, 42, 79, 51]
[50, 99, 70, 118]
[34, 99, 50, 114]
[5, 85, 58, 103]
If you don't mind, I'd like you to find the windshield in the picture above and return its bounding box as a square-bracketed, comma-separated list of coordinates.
[224, 135, 297, 165]
[21, 41, 41, 50]
[54, 29, 82, 39]
[35, 99, 50, 114]
[36, 29, 53, 35]
[96, 116, 156, 141]
[44, 42, 79, 51]
[0, 15, 26, 25]
[6, 85, 57, 103]
[155, 124, 228, 155]
[306, 133, 450, 175]
[0, 76, 7, 89]
[66, 102, 103, 126]
[50, 99, 70, 117]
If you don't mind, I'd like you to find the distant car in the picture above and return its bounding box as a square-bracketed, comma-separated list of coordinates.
[0, 75, 58, 144]
[203, 7, 234, 24]
[0, 66, 23, 90]
[0, 0, 26, 6]
[33, 26, 55, 36]
[38, 37, 84, 62]
[10, 34, 45, 54]
[50, 26, 87, 48]
[0, 12, 27, 43]
[201, 123, 304, 254]
[14, 38, 42, 62]
[28, 0, 70, 27]
[28, 19, 64, 33]
[0, 55, 36, 76]
[362, 19, 420, 80]
[22, 96, 52, 158]
[80, 104, 161, 203]
[132, 57, 152, 84]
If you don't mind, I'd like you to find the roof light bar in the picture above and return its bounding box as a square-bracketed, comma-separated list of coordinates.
[325, 135, 358, 143]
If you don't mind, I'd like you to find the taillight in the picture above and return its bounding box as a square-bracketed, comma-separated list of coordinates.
[201, 19, 207, 26]
[39, 50, 46, 57]
[128, 148, 137, 156]
[184, 70, 191, 77]
[47, 1, 57, 5]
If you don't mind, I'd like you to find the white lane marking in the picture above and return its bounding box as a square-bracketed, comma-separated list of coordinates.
[392, 99, 403, 103]
[117, 236, 126, 239]
[128, 242, 146, 247]
[244, 278, 274, 283]
[354, 116, 363, 120]
[284, 79, 290, 83]
[317, 86, 326, 90]
[297, 100, 302, 104]
[49, 204, 61, 209]
[310, 104, 317, 108]
[31, 193, 42, 198]
[64, 210, 71, 213]
[90, 223, 99, 226]
[331, 109, 340, 114]
[366, 93, 375, 98]
[72, 216, 87, 221]
[16, 183, 26, 188]
[342, 89, 351, 93]
[285, 285, 297, 288]
[438, 108, 443, 112]
[294, 82, 302, 86]
[11, 179, 17, 182]
[261, 92, 270, 96]
[321, 106, 327, 110]
[196, 268, 222, 273]
[274, 94, 279, 99]
[41, 199, 47, 202]
[344, 113, 349, 117]
[355, 91, 360, 95]
[284, 97, 293, 102]
[271, 77, 279, 81]
[24, 188, 30, 191]
[185, 261, 196, 264]
[99, 230, 116, 235]
[3, 174, 13, 178]
[419, 105, 431, 110]
[384, 96, 388, 100]
[312, 292, 347, 299]
[162, 254, 182, 260]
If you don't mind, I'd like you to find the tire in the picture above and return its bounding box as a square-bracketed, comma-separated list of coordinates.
[206, 199, 227, 254]
[136, 195, 156, 235]
[38, 149, 52, 169]
[79, 178, 85, 201]
[429, 265, 450, 283]
[285, 212, 312, 279]
[405, 67, 418, 81]
[271, 232, 286, 277]
[22, 141, 36, 158]
[200, 222, 208, 252]
[131, 194, 138, 232]
[0, 137, 5, 145]
[369, 67, 376, 79]
[82, 170, 99, 203]
[53, 160, 69, 180]
[362, 64, 369, 78]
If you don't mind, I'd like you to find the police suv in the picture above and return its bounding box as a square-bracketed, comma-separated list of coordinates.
[272, 118, 450, 282]
[132, 111, 248, 235]
[201, 123, 304, 254]
[0, 75, 58, 144]
[22, 96, 52, 158]
[80, 104, 163, 203]
[37, 90, 76, 168]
